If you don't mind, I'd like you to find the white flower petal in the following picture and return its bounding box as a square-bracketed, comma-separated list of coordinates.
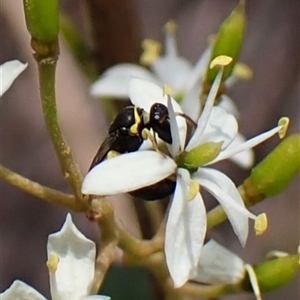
[211, 125, 282, 164]
[90, 64, 159, 98]
[165, 169, 206, 288]
[218, 95, 240, 118]
[194, 168, 255, 246]
[47, 214, 96, 300]
[82, 151, 177, 195]
[151, 57, 192, 92]
[180, 82, 202, 122]
[186, 69, 224, 151]
[187, 107, 238, 151]
[167, 95, 181, 156]
[192, 240, 245, 284]
[0, 280, 47, 300]
[129, 77, 187, 149]
[172, 46, 211, 122]
[82, 296, 111, 300]
[0, 60, 27, 97]
[225, 133, 254, 169]
[183, 46, 211, 94]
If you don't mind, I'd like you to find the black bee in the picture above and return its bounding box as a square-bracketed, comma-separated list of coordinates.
[89, 103, 176, 200]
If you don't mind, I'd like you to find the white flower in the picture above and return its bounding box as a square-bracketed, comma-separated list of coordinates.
[191, 240, 263, 300]
[0, 60, 27, 97]
[1, 214, 110, 300]
[82, 74, 287, 288]
[191, 239, 245, 284]
[89, 22, 254, 168]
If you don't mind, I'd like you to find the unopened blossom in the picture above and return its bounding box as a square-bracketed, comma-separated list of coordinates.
[82, 69, 288, 287]
[0, 60, 27, 97]
[89, 22, 253, 168]
[0, 214, 110, 300]
[191, 239, 263, 300]
[191, 239, 245, 284]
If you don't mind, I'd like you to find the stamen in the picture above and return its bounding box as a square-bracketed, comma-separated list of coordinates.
[164, 20, 178, 57]
[278, 117, 289, 139]
[233, 63, 253, 80]
[141, 128, 160, 153]
[164, 20, 177, 33]
[265, 250, 289, 259]
[186, 66, 224, 151]
[187, 180, 199, 201]
[163, 84, 173, 96]
[46, 253, 60, 274]
[210, 55, 233, 69]
[244, 264, 262, 300]
[140, 39, 161, 65]
[107, 150, 119, 159]
[208, 118, 290, 165]
[254, 213, 268, 236]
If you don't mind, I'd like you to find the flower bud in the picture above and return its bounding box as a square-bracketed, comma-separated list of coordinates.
[243, 253, 299, 292]
[248, 133, 300, 197]
[23, 0, 59, 43]
[177, 142, 223, 170]
[206, 0, 245, 84]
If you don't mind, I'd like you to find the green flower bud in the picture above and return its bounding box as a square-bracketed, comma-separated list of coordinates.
[206, 0, 245, 84]
[23, 0, 59, 43]
[243, 253, 299, 292]
[249, 133, 300, 197]
[177, 142, 223, 170]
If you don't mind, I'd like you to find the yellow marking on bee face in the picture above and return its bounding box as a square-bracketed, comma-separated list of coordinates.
[130, 107, 142, 134]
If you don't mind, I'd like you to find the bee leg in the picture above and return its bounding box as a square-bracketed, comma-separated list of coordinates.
[176, 112, 197, 129]
[107, 150, 120, 159]
[141, 128, 167, 157]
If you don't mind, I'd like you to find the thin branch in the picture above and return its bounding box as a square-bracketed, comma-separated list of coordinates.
[0, 165, 86, 211]
[176, 281, 242, 298]
[89, 198, 118, 293]
[32, 39, 83, 200]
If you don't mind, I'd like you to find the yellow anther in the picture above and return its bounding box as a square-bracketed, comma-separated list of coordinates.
[210, 55, 233, 69]
[298, 246, 300, 265]
[265, 250, 289, 259]
[233, 63, 253, 80]
[187, 180, 199, 201]
[140, 39, 161, 65]
[244, 264, 262, 300]
[46, 253, 60, 274]
[278, 117, 289, 139]
[163, 84, 173, 96]
[254, 213, 268, 236]
[107, 150, 119, 159]
[164, 20, 177, 33]
[130, 107, 142, 134]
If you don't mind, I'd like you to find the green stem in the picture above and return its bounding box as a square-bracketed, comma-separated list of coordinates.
[177, 282, 242, 298]
[0, 165, 85, 211]
[33, 40, 83, 199]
